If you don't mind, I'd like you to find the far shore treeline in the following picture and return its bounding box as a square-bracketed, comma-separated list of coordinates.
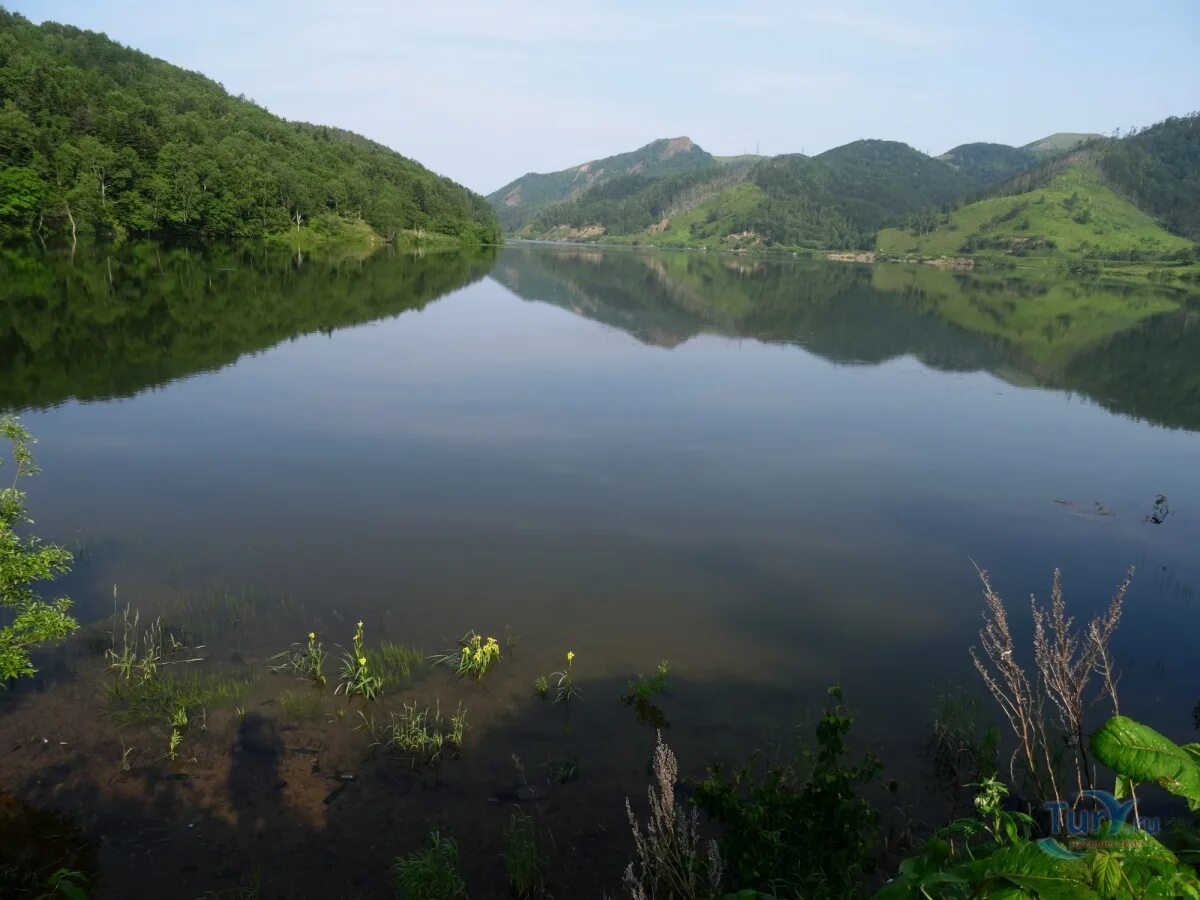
[0, 10, 500, 246]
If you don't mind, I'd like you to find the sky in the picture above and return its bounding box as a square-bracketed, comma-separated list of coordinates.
[12, 0, 1200, 194]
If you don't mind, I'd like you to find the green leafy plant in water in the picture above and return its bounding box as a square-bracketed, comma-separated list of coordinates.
[431, 630, 501, 682]
[335, 620, 382, 700]
[533, 674, 550, 700]
[36, 867, 89, 900]
[359, 701, 466, 768]
[623, 660, 671, 704]
[694, 685, 881, 898]
[503, 809, 548, 899]
[268, 631, 327, 687]
[0, 417, 79, 684]
[393, 831, 468, 899]
[927, 688, 1000, 811]
[551, 651, 581, 704]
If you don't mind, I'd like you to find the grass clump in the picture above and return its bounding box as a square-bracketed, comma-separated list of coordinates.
[369, 642, 424, 690]
[268, 631, 327, 687]
[279, 689, 324, 720]
[503, 810, 548, 899]
[533, 675, 549, 700]
[106, 669, 256, 727]
[393, 832, 467, 900]
[431, 631, 500, 682]
[360, 701, 467, 768]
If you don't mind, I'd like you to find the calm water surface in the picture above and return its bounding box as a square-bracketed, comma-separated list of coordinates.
[2, 240, 1198, 892]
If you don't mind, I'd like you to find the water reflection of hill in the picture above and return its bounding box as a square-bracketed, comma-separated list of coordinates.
[0, 242, 498, 412]
[494, 245, 1200, 432]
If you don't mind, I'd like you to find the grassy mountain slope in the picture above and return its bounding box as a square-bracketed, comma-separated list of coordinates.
[1023, 132, 1103, 158]
[486, 137, 716, 231]
[877, 163, 1194, 261]
[0, 10, 499, 243]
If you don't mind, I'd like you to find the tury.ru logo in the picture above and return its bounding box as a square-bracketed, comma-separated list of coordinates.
[1039, 790, 1161, 859]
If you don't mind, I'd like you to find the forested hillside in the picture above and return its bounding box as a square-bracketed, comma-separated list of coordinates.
[1098, 113, 1200, 240]
[0, 10, 499, 243]
[487, 137, 717, 231]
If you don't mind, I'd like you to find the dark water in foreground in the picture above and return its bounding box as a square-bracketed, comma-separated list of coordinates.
[1, 241, 1198, 896]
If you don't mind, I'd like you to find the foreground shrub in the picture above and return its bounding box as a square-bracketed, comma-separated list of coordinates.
[694, 686, 880, 898]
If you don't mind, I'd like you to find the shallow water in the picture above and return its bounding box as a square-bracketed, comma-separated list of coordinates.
[2, 241, 1198, 896]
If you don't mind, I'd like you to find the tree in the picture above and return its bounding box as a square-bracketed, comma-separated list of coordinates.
[0, 418, 79, 684]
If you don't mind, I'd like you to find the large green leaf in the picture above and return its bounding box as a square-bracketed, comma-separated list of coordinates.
[960, 844, 1099, 898]
[1090, 717, 1200, 809]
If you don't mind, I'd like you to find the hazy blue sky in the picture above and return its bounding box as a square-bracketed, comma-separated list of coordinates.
[13, 0, 1200, 193]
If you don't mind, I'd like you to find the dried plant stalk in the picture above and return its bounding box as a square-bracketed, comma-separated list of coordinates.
[970, 563, 1133, 808]
[624, 731, 722, 900]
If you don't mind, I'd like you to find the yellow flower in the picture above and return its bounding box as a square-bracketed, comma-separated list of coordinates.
[308, 632, 316, 641]
[356, 620, 364, 629]
[566, 651, 575, 662]
[357, 656, 367, 666]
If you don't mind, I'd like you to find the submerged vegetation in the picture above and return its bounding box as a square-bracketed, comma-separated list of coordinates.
[393, 832, 468, 900]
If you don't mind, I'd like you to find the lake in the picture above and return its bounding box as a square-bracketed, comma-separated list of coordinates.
[1, 240, 1198, 897]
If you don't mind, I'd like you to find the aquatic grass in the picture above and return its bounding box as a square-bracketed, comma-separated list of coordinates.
[503, 809, 548, 899]
[268, 631, 328, 687]
[623, 660, 670, 704]
[106, 602, 164, 685]
[393, 832, 467, 900]
[551, 651, 580, 704]
[430, 631, 501, 682]
[106, 669, 257, 727]
[369, 641, 424, 690]
[334, 620, 383, 701]
[359, 701, 467, 768]
[279, 689, 325, 720]
[533, 675, 550, 700]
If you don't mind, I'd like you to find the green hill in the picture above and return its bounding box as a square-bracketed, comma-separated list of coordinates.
[1022, 132, 1103, 158]
[515, 139, 1006, 251]
[877, 163, 1193, 263]
[0, 10, 499, 244]
[486, 137, 717, 232]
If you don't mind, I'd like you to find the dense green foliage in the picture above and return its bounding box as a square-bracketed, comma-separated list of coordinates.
[487, 136, 716, 231]
[940, 142, 1039, 187]
[1099, 112, 1200, 241]
[0, 10, 499, 243]
[0, 242, 497, 412]
[878, 719, 1200, 898]
[0, 418, 78, 683]
[694, 687, 882, 898]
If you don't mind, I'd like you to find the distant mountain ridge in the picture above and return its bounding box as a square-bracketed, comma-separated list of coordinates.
[487, 119, 1198, 266]
[487, 137, 716, 231]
